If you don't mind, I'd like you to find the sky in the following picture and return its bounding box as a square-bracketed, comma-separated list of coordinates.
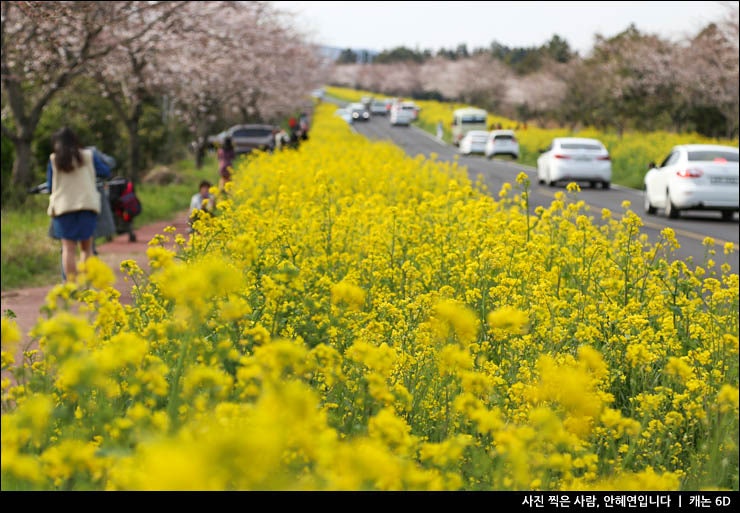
[276, 1, 731, 56]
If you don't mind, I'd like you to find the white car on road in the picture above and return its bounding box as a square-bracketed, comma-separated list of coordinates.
[389, 104, 414, 126]
[643, 144, 739, 220]
[458, 130, 489, 155]
[485, 129, 519, 160]
[537, 137, 612, 189]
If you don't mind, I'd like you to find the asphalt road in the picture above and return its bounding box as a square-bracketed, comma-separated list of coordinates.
[342, 110, 739, 276]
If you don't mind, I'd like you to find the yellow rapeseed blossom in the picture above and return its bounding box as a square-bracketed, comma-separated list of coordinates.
[438, 344, 473, 375]
[487, 306, 529, 334]
[331, 281, 366, 311]
[1, 317, 22, 366]
[77, 256, 116, 289]
[716, 384, 739, 414]
[433, 299, 479, 344]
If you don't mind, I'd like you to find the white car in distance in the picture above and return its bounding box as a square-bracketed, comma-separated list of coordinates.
[458, 130, 489, 155]
[389, 104, 414, 126]
[370, 98, 392, 115]
[643, 144, 739, 220]
[485, 130, 519, 160]
[537, 137, 612, 189]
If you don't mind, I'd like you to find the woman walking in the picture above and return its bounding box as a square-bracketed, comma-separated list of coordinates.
[218, 136, 235, 191]
[46, 127, 112, 282]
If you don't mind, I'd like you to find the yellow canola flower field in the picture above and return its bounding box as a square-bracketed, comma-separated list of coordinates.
[2, 102, 738, 491]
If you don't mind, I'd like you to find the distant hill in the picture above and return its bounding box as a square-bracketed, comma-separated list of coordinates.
[319, 45, 378, 63]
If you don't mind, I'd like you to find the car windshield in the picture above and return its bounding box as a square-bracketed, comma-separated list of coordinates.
[233, 128, 271, 138]
[494, 135, 514, 141]
[561, 143, 603, 150]
[687, 150, 739, 162]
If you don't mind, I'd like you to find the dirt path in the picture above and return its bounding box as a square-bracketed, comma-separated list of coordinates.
[1, 211, 191, 353]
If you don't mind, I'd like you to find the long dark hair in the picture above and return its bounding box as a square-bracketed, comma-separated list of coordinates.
[52, 126, 83, 173]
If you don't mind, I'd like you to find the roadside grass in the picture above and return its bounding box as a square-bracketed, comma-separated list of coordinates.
[1, 154, 216, 292]
[0, 197, 61, 290]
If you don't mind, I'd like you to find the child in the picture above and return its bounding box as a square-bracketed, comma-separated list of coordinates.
[189, 180, 214, 234]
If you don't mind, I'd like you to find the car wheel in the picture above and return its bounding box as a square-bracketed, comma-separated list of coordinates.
[644, 189, 656, 215]
[589, 181, 597, 188]
[721, 210, 735, 221]
[665, 191, 679, 219]
[602, 181, 610, 189]
[546, 170, 554, 187]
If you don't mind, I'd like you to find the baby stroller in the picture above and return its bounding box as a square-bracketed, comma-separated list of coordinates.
[107, 176, 142, 242]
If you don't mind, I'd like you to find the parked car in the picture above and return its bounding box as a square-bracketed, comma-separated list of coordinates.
[348, 102, 370, 121]
[537, 137, 612, 188]
[643, 144, 739, 220]
[458, 130, 489, 155]
[210, 124, 276, 155]
[485, 129, 519, 160]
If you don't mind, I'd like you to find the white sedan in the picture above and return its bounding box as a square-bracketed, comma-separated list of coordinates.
[537, 137, 612, 188]
[458, 130, 489, 155]
[643, 144, 739, 220]
[485, 129, 519, 160]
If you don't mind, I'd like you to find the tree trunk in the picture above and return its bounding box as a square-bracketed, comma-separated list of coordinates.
[11, 136, 36, 193]
[195, 137, 208, 169]
[126, 120, 142, 183]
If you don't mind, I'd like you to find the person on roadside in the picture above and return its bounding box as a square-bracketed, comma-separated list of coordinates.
[50, 146, 116, 281]
[299, 111, 310, 140]
[217, 136, 235, 191]
[46, 126, 112, 282]
[188, 180, 215, 234]
[287, 116, 301, 149]
[273, 127, 286, 152]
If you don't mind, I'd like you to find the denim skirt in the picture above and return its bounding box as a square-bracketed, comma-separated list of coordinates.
[52, 210, 98, 240]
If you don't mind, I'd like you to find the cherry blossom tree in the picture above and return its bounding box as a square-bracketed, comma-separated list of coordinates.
[327, 2, 736, 137]
[88, 1, 187, 181]
[677, 1, 739, 137]
[1, 1, 179, 190]
[156, 1, 326, 168]
[505, 68, 567, 126]
[2, 0, 329, 185]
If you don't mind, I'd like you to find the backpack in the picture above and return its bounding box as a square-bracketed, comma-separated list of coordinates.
[118, 181, 142, 221]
